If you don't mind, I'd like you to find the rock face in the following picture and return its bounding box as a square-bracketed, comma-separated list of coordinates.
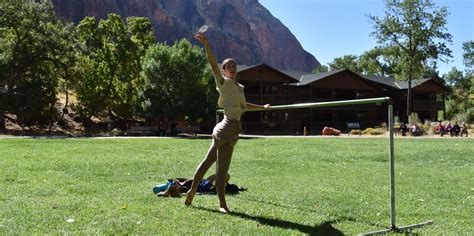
[51, 0, 320, 72]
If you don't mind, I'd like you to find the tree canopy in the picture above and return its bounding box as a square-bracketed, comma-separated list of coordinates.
[140, 39, 215, 122]
[0, 1, 76, 128]
[463, 41, 474, 72]
[75, 14, 155, 120]
[327, 55, 360, 73]
[0, 1, 217, 131]
[443, 40, 474, 122]
[369, 0, 453, 118]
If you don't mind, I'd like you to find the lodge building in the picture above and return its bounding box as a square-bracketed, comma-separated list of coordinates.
[232, 63, 449, 135]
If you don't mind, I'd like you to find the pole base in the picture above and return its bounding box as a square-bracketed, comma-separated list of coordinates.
[360, 220, 433, 235]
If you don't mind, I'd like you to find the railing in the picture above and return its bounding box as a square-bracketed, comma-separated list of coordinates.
[309, 98, 337, 102]
[413, 100, 444, 110]
[246, 94, 288, 103]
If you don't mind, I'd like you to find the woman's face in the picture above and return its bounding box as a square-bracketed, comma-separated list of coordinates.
[223, 62, 237, 79]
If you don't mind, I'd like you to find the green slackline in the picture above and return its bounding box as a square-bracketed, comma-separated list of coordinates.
[217, 97, 391, 113]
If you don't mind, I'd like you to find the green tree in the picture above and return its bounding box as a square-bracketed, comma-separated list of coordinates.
[140, 39, 215, 121]
[0, 0, 77, 130]
[328, 55, 361, 73]
[313, 65, 329, 73]
[369, 0, 452, 120]
[444, 68, 473, 121]
[463, 40, 474, 72]
[444, 40, 474, 122]
[358, 47, 401, 76]
[463, 41, 474, 101]
[75, 14, 154, 120]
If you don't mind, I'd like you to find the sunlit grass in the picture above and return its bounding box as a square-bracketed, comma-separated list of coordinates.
[0, 137, 472, 234]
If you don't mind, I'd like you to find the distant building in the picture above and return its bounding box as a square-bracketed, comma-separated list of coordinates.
[233, 63, 448, 134]
[363, 75, 448, 123]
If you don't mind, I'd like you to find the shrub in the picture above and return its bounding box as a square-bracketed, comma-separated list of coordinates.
[394, 116, 400, 124]
[455, 109, 474, 123]
[349, 129, 362, 135]
[362, 127, 385, 135]
[423, 120, 436, 135]
[408, 112, 420, 125]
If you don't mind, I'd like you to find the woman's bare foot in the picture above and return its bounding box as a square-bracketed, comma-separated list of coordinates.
[184, 190, 195, 206]
[219, 205, 230, 214]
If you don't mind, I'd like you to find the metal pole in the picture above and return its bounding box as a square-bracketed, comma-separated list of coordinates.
[361, 99, 432, 235]
[388, 101, 396, 229]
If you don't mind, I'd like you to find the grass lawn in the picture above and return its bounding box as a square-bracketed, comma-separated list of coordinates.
[0, 137, 473, 234]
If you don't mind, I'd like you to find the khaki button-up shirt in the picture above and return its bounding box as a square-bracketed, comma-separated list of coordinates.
[216, 76, 247, 121]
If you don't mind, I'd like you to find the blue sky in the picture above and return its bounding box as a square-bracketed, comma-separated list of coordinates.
[259, 0, 474, 75]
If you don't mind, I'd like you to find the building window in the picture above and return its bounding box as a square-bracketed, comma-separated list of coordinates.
[312, 88, 332, 99]
[263, 84, 278, 95]
[246, 85, 260, 94]
[334, 89, 354, 99]
[264, 85, 271, 94]
[271, 86, 277, 94]
[356, 90, 371, 98]
[242, 111, 260, 122]
[414, 93, 429, 100]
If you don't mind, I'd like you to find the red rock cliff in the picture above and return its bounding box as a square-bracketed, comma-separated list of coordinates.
[51, 0, 320, 72]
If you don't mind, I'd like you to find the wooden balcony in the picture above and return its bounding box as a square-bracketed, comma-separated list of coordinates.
[413, 100, 444, 110]
[246, 94, 288, 104]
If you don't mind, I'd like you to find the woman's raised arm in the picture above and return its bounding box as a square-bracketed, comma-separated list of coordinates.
[194, 32, 223, 84]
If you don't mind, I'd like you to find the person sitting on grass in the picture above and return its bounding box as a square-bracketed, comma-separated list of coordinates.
[436, 121, 445, 137]
[460, 122, 469, 137]
[452, 122, 461, 137]
[400, 122, 408, 136]
[445, 122, 453, 135]
[410, 123, 421, 136]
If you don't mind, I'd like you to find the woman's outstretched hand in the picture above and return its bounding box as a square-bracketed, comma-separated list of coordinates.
[194, 32, 209, 46]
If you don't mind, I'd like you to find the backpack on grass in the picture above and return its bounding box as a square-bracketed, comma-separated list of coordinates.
[153, 178, 246, 197]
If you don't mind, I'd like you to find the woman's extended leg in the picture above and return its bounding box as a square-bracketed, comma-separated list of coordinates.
[184, 141, 218, 206]
[215, 142, 235, 213]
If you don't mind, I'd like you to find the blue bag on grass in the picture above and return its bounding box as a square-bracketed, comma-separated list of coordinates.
[153, 179, 173, 194]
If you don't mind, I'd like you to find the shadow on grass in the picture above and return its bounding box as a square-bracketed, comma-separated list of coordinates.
[194, 206, 344, 235]
[234, 196, 386, 229]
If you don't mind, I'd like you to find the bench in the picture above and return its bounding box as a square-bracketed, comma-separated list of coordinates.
[126, 125, 159, 136]
[347, 122, 361, 135]
[176, 126, 201, 136]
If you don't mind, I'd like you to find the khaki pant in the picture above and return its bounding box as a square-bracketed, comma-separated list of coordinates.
[190, 118, 240, 203]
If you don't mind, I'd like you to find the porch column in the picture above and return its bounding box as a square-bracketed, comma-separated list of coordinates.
[442, 92, 446, 120]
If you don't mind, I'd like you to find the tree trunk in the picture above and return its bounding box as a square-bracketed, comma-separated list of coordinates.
[442, 92, 446, 120]
[48, 103, 55, 132]
[60, 88, 69, 122]
[407, 78, 412, 122]
[0, 113, 5, 132]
